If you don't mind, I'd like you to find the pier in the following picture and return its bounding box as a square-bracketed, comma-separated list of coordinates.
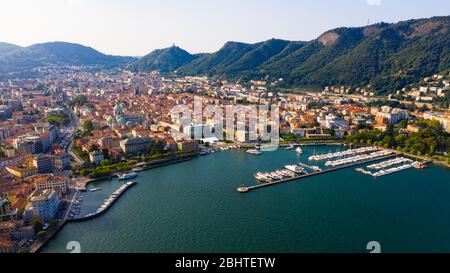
[69, 181, 137, 222]
[237, 153, 398, 193]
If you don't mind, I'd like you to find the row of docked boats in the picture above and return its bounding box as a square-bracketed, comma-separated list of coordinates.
[356, 157, 428, 177]
[308, 146, 379, 161]
[367, 157, 413, 170]
[254, 169, 298, 183]
[297, 162, 322, 172]
[371, 163, 416, 177]
[253, 160, 325, 183]
[84, 181, 136, 218]
[324, 150, 393, 167]
[69, 195, 83, 219]
[200, 146, 240, 155]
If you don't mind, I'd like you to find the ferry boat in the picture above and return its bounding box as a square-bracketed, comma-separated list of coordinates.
[118, 172, 138, 180]
[247, 149, 262, 155]
[295, 147, 303, 154]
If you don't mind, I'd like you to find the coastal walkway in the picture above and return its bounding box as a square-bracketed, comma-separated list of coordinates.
[237, 153, 399, 193]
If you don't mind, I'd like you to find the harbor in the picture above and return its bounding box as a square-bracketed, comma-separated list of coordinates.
[69, 181, 137, 222]
[41, 145, 449, 253]
[237, 148, 400, 193]
[356, 157, 427, 177]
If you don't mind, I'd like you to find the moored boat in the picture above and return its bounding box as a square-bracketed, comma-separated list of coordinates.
[247, 149, 262, 155]
[118, 172, 138, 180]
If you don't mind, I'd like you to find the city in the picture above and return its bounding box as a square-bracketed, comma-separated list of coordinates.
[1, 63, 449, 253]
[0, 0, 449, 263]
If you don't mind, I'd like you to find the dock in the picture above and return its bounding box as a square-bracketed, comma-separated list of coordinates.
[237, 153, 398, 193]
[68, 181, 137, 222]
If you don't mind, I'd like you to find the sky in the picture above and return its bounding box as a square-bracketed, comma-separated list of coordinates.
[0, 0, 449, 56]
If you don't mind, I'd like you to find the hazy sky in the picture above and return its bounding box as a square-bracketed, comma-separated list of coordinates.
[0, 0, 448, 56]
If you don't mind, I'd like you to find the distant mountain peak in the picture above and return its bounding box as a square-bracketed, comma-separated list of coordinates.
[128, 45, 196, 73]
[0, 42, 23, 56]
[0, 41, 135, 76]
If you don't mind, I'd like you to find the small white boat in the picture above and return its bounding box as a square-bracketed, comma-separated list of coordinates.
[295, 147, 303, 154]
[285, 145, 295, 150]
[247, 149, 262, 155]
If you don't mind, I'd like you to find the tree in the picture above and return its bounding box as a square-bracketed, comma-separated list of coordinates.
[45, 112, 70, 126]
[31, 220, 43, 232]
[100, 159, 112, 167]
[37, 231, 48, 238]
[82, 120, 94, 132]
[70, 95, 88, 106]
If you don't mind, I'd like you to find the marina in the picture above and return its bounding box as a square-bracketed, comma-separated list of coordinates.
[69, 181, 137, 222]
[308, 146, 379, 161]
[366, 157, 413, 170]
[324, 150, 394, 167]
[42, 146, 449, 253]
[356, 158, 426, 177]
[238, 150, 400, 193]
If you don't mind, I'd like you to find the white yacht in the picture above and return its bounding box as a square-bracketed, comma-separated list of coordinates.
[295, 147, 303, 154]
[284, 165, 304, 174]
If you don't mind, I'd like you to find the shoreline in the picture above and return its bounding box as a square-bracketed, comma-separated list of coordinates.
[78, 154, 198, 188]
[36, 143, 448, 252]
[35, 155, 197, 253]
[69, 182, 137, 223]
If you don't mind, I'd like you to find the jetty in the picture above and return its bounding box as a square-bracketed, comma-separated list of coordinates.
[236, 153, 397, 193]
[69, 181, 137, 222]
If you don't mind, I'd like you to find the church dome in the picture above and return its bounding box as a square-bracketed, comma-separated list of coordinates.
[114, 103, 123, 115]
[118, 115, 126, 124]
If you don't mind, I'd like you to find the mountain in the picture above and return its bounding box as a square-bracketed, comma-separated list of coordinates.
[132, 16, 450, 94]
[0, 42, 135, 76]
[128, 46, 199, 73]
[178, 39, 294, 78]
[0, 42, 23, 56]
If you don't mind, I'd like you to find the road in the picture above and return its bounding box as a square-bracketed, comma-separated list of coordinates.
[29, 190, 79, 253]
[63, 106, 84, 165]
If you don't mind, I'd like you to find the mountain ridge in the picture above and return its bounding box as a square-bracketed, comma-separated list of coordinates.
[132, 16, 450, 94]
[0, 41, 136, 76]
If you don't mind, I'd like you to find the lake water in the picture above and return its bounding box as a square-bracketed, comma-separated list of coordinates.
[42, 146, 450, 253]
